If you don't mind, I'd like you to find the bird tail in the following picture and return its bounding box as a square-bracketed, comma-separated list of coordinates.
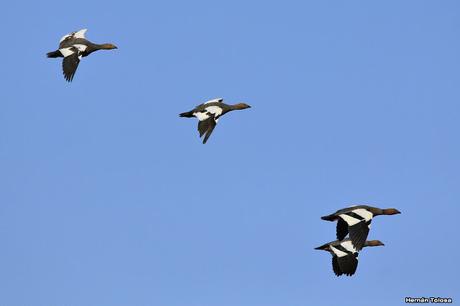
[47, 50, 62, 58]
[321, 214, 336, 221]
[179, 111, 194, 118]
[314, 243, 329, 250]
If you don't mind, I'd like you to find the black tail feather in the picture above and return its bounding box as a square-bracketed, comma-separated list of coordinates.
[314, 243, 329, 250]
[321, 214, 336, 221]
[47, 50, 62, 58]
[179, 111, 194, 118]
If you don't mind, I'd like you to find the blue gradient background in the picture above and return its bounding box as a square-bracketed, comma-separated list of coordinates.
[1, 1, 459, 305]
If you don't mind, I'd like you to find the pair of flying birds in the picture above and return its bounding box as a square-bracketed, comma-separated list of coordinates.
[47, 29, 250, 144]
[316, 205, 400, 276]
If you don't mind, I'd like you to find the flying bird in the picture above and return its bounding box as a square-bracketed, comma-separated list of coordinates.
[321, 205, 400, 251]
[315, 239, 384, 276]
[47, 29, 117, 82]
[179, 98, 251, 144]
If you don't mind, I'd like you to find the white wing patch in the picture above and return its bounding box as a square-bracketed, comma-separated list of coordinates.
[59, 29, 88, 42]
[59, 47, 76, 57]
[339, 214, 361, 226]
[193, 112, 210, 121]
[204, 98, 223, 104]
[193, 106, 223, 121]
[74, 29, 87, 39]
[59, 44, 87, 58]
[73, 44, 88, 52]
[339, 208, 373, 226]
[352, 209, 373, 221]
[205, 106, 223, 116]
[341, 240, 357, 253]
[330, 245, 348, 258]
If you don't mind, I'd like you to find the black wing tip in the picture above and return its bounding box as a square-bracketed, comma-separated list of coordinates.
[61, 53, 80, 82]
[350, 235, 365, 251]
[202, 132, 211, 144]
[350, 239, 364, 251]
[63, 73, 74, 82]
[345, 272, 355, 276]
[202, 129, 214, 144]
[337, 254, 359, 276]
[332, 256, 343, 276]
[349, 221, 370, 251]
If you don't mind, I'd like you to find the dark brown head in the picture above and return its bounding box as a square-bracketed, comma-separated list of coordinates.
[232, 103, 251, 110]
[100, 43, 118, 50]
[364, 240, 385, 247]
[382, 208, 401, 215]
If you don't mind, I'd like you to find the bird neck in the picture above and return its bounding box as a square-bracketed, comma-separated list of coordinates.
[381, 208, 400, 215]
[93, 43, 115, 50]
[364, 240, 383, 247]
[230, 103, 247, 110]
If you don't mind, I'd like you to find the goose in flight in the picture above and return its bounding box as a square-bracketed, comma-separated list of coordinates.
[47, 29, 117, 82]
[180, 98, 251, 144]
[315, 239, 384, 276]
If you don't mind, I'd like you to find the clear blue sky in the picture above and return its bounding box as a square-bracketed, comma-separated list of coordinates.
[1, 1, 459, 305]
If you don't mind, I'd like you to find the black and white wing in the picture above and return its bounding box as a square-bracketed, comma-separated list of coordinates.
[62, 49, 80, 81]
[348, 220, 372, 251]
[59, 44, 87, 82]
[193, 105, 223, 144]
[337, 253, 359, 276]
[59, 28, 87, 43]
[198, 115, 217, 144]
[193, 105, 224, 121]
[331, 256, 343, 276]
[330, 240, 359, 276]
[337, 208, 373, 251]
